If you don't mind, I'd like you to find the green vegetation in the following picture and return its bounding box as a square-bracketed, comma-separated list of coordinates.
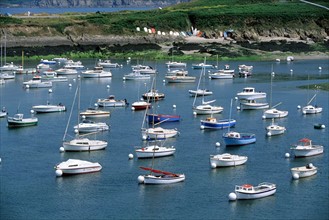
[298, 83, 329, 91]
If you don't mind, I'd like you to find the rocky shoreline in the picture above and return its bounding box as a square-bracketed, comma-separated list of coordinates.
[4, 34, 329, 60]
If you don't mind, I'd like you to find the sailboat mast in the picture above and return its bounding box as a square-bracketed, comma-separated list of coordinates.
[228, 99, 233, 133]
[193, 58, 207, 107]
[62, 84, 79, 141]
[270, 66, 273, 108]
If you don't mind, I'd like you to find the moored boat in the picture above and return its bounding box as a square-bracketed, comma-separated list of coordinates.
[97, 95, 128, 107]
[265, 119, 286, 136]
[131, 101, 151, 110]
[32, 103, 66, 113]
[230, 182, 276, 200]
[80, 108, 110, 118]
[290, 138, 323, 157]
[62, 138, 107, 151]
[7, 113, 38, 127]
[138, 167, 185, 185]
[55, 159, 102, 176]
[135, 143, 176, 159]
[223, 131, 256, 146]
[290, 163, 317, 179]
[236, 87, 266, 100]
[200, 117, 236, 130]
[147, 113, 181, 124]
[209, 153, 248, 168]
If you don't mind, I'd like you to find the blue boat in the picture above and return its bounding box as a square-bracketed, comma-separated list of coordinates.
[200, 117, 236, 129]
[147, 113, 181, 124]
[222, 132, 256, 146]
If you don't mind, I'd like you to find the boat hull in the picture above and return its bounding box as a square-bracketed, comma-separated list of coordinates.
[63, 139, 107, 151]
[7, 118, 38, 127]
[143, 174, 185, 184]
[201, 119, 236, 129]
[223, 133, 256, 146]
[292, 146, 324, 157]
[210, 154, 247, 167]
[263, 109, 288, 119]
[32, 105, 66, 113]
[141, 128, 178, 140]
[135, 146, 176, 158]
[147, 114, 181, 123]
[235, 187, 276, 200]
[291, 165, 317, 178]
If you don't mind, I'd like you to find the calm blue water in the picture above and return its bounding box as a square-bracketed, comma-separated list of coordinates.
[1, 58, 328, 219]
[0, 7, 155, 15]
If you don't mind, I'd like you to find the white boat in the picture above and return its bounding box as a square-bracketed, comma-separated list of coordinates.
[81, 66, 112, 78]
[142, 89, 165, 102]
[40, 59, 56, 65]
[141, 127, 178, 140]
[192, 62, 215, 69]
[32, 103, 66, 113]
[63, 138, 107, 151]
[97, 59, 121, 68]
[132, 64, 157, 74]
[55, 159, 102, 176]
[41, 71, 68, 82]
[240, 99, 269, 110]
[231, 182, 276, 200]
[209, 71, 234, 79]
[80, 108, 110, 118]
[97, 95, 128, 107]
[188, 89, 213, 96]
[210, 153, 248, 168]
[36, 63, 51, 72]
[61, 83, 108, 152]
[0, 72, 15, 80]
[165, 74, 196, 83]
[7, 113, 38, 127]
[55, 68, 78, 75]
[236, 87, 266, 100]
[262, 107, 288, 119]
[63, 62, 84, 70]
[135, 142, 176, 158]
[193, 99, 224, 115]
[74, 120, 109, 133]
[23, 76, 52, 88]
[166, 61, 187, 68]
[166, 69, 188, 76]
[266, 120, 286, 136]
[302, 92, 322, 114]
[291, 163, 317, 179]
[138, 167, 185, 185]
[238, 64, 253, 77]
[200, 117, 236, 130]
[123, 71, 151, 80]
[0, 107, 8, 117]
[290, 138, 324, 157]
[0, 62, 21, 71]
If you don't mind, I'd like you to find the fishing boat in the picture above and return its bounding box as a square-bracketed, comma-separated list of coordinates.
[138, 167, 185, 185]
[97, 59, 121, 68]
[200, 117, 236, 130]
[236, 87, 266, 100]
[32, 102, 66, 113]
[74, 119, 109, 133]
[265, 119, 286, 136]
[290, 163, 317, 179]
[55, 159, 102, 176]
[147, 113, 181, 124]
[23, 75, 52, 88]
[231, 182, 276, 200]
[61, 83, 107, 152]
[135, 141, 176, 158]
[97, 95, 128, 107]
[81, 66, 112, 78]
[209, 153, 248, 168]
[290, 138, 323, 157]
[7, 113, 38, 127]
[79, 108, 110, 118]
